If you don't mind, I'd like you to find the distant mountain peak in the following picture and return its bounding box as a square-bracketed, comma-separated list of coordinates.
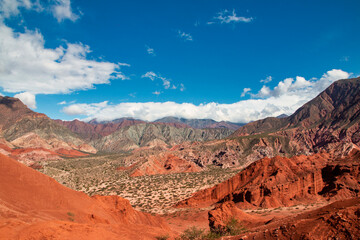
[155, 116, 245, 130]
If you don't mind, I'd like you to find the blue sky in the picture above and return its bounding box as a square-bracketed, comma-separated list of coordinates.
[0, 0, 359, 122]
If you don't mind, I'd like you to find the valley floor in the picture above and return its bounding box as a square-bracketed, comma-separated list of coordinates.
[39, 152, 240, 214]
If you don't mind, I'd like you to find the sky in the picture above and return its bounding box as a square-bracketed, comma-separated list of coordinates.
[0, 0, 359, 123]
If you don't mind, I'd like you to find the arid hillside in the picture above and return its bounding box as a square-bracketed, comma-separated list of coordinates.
[0, 153, 171, 240]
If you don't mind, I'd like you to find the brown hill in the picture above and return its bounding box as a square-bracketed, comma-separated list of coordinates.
[0, 96, 96, 155]
[0, 153, 171, 239]
[0, 96, 44, 131]
[232, 77, 360, 155]
[175, 148, 360, 209]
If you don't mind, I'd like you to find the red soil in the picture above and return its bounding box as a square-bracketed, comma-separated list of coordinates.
[0, 153, 172, 239]
[55, 148, 89, 157]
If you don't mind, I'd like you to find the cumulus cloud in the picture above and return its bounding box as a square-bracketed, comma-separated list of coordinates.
[52, 0, 79, 22]
[62, 69, 350, 123]
[146, 45, 155, 56]
[208, 9, 253, 25]
[241, 87, 251, 97]
[0, 23, 127, 95]
[14, 92, 36, 109]
[142, 71, 173, 89]
[254, 69, 349, 99]
[178, 30, 193, 41]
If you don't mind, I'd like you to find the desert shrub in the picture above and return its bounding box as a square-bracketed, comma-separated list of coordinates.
[67, 212, 75, 221]
[179, 226, 205, 240]
[155, 234, 170, 240]
[67, 212, 75, 217]
[211, 217, 246, 237]
[224, 217, 246, 235]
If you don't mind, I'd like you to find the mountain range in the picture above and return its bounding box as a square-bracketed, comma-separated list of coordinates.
[0, 77, 359, 239]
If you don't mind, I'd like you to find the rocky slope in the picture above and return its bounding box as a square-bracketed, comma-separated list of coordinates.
[0, 96, 96, 154]
[93, 123, 234, 152]
[155, 116, 244, 130]
[0, 153, 171, 239]
[232, 77, 360, 155]
[176, 147, 360, 209]
[55, 118, 146, 141]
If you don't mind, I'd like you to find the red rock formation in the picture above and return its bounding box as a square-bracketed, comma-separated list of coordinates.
[0, 153, 171, 239]
[176, 150, 360, 209]
[127, 153, 201, 177]
[208, 201, 265, 233]
[231, 197, 360, 240]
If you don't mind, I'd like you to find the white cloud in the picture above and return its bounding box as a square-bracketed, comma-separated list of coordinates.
[0, 0, 78, 22]
[52, 0, 79, 22]
[209, 9, 253, 25]
[260, 76, 272, 83]
[178, 30, 193, 41]
[58, 100, 67, 105]
[146, 45, 155, 56]
[241, 87, 251, 97]
[142, 71, 157, 81]
[63, 101, 108, 116]
[0, 0, 34, 18]
[142, 71, 172, 89]
[0, 23, 127, 95]
[62, 69, 350, 123]
[253, 69, 350, 99]
[163, 79, 170, 89]
[14, 92, 36, 109]
[152, 91, 161, 95]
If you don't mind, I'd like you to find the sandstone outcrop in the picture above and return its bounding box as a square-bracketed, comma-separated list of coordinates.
[176, 149, 360, 209]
